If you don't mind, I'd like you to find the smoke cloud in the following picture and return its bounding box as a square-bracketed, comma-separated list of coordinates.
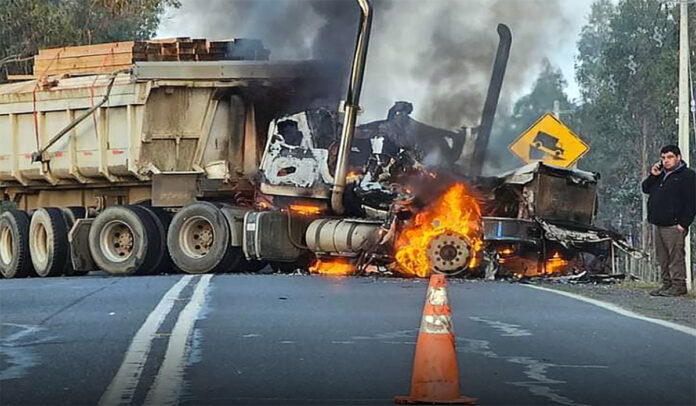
[158, 0, 575, 131]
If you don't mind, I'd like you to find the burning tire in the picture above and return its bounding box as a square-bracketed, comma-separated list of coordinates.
[0, 210, 33, 278]
[167, 201, 238, 274]
[29, 208, 71, 277]
[89, 206, 161, 276]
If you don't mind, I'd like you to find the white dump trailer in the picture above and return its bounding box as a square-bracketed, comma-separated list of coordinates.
[0, 60, 329, 278]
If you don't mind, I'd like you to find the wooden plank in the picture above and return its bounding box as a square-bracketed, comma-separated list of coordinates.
[209, 41, 232, 52]
[193, 39, 208, 53]
[148, 37, 190, 44]
[6, 75, 35, 81]
[34, 53, 134, 73]
[146, 43, 163, 53]
[161, 43, 178, 56]
[37, 41, 134, 60]
[39, 64, 133, 76]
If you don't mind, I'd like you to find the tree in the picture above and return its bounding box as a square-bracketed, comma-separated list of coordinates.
[509, 58, 577, 136]
[575, 0, 683, 246]
[0, 0, 180, 80]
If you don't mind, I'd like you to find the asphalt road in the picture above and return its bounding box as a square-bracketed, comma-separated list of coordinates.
[1, 274, 694, 406]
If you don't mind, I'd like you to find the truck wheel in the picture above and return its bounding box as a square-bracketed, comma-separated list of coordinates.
[270, 262, 297, 273]
[167, 201, 237, 274]
[139, 206, 175, 275]
[29, 208, 70, 277]
[0, 210, 33, 278]
[62, 206, 87, 229]
[89, 206, 160, 276]
[61, 207, 89, 277]
[245, 260, 269, 273]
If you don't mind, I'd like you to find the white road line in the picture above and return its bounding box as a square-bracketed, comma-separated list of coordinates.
[99, 275, 193, 406]
[524, 284, 696, 337]
[144, 274, 213, 406]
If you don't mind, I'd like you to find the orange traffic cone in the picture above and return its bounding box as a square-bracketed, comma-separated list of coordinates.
[394, 274, 477, 404]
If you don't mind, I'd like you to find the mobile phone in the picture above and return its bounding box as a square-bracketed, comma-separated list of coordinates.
[657, 162, 663, 170]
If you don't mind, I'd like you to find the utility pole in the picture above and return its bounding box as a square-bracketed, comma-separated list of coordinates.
[678, 0, 692, 293]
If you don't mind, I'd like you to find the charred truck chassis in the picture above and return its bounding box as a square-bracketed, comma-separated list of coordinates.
[479, 163, 610, 277]
[0, 0, 516, 279]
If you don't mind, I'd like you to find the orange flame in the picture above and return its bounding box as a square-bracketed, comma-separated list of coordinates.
[309, 259, 355, 276]
[289, 204, 322, 216]
[545, 252, 568, 275]
[394, 183, 483, 277]
[347, 171, 360, 182]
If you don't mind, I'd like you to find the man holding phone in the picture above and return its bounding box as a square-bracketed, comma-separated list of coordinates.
[641, 145, 696, 296]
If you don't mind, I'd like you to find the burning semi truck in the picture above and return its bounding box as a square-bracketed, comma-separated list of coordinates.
[1, 0, 603, 280]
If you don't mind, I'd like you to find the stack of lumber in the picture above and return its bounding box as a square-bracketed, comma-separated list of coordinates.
[33, 38, 270, 77]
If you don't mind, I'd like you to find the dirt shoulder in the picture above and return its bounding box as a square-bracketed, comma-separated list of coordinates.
[529, 280, 696, 328]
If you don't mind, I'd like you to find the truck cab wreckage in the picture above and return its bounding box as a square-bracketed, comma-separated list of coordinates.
[0, 0, 636, 280]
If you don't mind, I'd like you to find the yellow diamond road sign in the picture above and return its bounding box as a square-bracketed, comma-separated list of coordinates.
[509, 113, 589, 167]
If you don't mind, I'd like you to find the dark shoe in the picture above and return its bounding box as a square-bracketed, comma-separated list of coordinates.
[650, 285, 671, 296]
[658, 285, 687, 297]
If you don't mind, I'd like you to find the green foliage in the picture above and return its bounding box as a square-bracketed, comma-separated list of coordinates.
[574, 0, 684, 237]
[0, 0, 180, 79]
[510, 58, 578, 137]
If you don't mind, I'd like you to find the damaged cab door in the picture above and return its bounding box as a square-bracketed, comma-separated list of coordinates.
[259, 109, 339, 199]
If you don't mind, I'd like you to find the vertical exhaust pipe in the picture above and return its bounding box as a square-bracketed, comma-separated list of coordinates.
[470, 23, 512, 177]
[331, 0, 373, 215]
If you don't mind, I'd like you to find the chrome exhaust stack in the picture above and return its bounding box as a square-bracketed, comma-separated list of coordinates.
[331, 0, 373, 214]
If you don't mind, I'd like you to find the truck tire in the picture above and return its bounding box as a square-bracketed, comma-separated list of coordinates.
[89, 206, 160, 276]
[29, 208, 70, 277]
[139, 206, 175, 275]
[0, 210, 34, 278]
[62, 206, 87, 229]
[270, 262, 298, 273]
[245, 260, 269, 273]
[167, 201, 238, 274]
[60, 206, 89, 276]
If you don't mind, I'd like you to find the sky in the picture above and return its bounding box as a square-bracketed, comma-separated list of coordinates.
[157, 0, 596, 124]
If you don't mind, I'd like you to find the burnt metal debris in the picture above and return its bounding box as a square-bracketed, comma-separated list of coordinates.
[344, 110, 644, 279]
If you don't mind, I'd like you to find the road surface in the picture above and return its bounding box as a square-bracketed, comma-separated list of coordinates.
[1, 274, 694, 405]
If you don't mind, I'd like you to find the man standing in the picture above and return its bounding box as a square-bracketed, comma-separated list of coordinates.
[642, 145, 696, 296]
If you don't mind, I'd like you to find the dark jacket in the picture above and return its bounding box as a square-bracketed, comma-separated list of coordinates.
[641, 161, 696, 228]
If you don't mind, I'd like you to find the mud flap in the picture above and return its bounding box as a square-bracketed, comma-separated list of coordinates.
[68, 218, 97, 272]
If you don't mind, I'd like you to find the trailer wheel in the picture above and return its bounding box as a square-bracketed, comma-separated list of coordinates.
[89, 206, 160, 276]
[139, 206, 175, 274]
[245, 260, 269, 273]
[270, 262, 298, 274]
[167, 201, 238, 274]
[28, 208, 70, 277]
[62, 206, 87, 229]
[0, 210, 33, 278]
[59, 207, 89, 277]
